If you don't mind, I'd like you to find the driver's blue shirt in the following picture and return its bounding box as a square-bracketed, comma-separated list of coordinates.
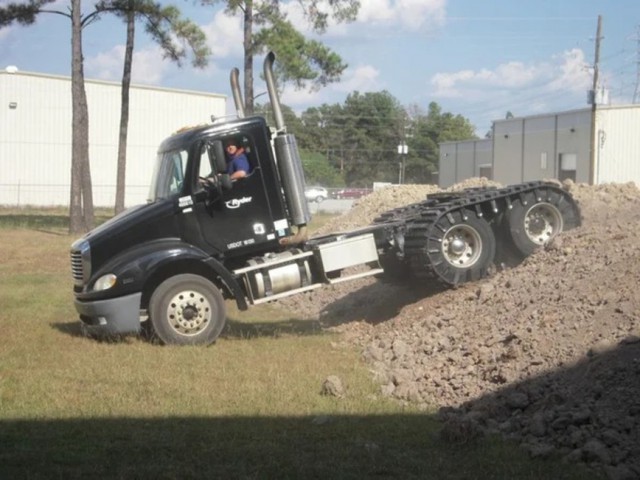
[227, 153, 251, 176]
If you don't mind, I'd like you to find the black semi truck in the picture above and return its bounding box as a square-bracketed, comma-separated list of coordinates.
[70, 53, 581, 346]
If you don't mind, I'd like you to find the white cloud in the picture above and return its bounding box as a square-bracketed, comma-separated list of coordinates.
[358, 0, 446, 30]
[281, 64, 382, 107]
[547, 48, 592, 92]
[281, 0, 446, 37]
[334, 64, 382, 92]
[85, 46, 126, 81]
[85, 45, 170, 84]
[431, 49, 591, 99]
[200, 9, 243, 58]
[0, 25, 13, 40]
[84, 7, 243, 86]
[129, 47, 172, 84]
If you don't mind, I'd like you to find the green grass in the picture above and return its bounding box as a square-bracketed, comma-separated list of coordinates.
[0, 213, 602, 479]
[0, 206, 114, 232]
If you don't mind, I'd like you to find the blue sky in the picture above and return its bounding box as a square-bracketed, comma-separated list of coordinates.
[1, 0, 639, 135]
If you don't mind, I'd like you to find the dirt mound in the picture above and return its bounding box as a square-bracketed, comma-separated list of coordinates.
[314, 177, 502, 236]
[281, 179, 640, 479]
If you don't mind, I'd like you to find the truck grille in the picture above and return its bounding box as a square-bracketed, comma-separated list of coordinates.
[70, 239, 91, 287]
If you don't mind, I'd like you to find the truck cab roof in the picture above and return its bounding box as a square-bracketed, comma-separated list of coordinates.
[158, 116, 270, 153]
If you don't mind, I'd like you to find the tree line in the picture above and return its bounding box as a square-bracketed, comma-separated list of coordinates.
[259, 94, 477, 188]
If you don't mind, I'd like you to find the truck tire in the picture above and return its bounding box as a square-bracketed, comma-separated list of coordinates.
[427, 209, 496, 285]
[504, 192, 565, 257]
[149, 274, 226, 346]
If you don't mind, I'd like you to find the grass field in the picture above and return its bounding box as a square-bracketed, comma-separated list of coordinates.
[0, 211, 600, 479]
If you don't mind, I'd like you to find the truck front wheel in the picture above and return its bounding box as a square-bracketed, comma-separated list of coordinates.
[149, 274, 226, 346]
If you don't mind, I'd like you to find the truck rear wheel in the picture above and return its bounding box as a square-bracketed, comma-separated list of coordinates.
[505, 192, 565, 257]
[149, 274, 226, 346]
[427, 209, 496, 285]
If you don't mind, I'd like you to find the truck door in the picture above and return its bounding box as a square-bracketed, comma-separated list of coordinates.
[191, 133, 284, 257]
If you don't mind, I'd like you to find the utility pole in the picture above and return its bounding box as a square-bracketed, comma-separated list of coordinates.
[633, 25, 640, 103]
[589, 14, 603, 185]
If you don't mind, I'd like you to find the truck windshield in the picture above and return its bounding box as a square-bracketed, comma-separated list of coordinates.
[148, 149, 189, 202]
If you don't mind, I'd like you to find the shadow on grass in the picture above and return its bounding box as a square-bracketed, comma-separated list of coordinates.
[0, 413, 596, 480]
[52, 321, 85, 338]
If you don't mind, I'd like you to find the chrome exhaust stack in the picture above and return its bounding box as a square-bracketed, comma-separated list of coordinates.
[263, 52, 311, 236]
[263, 52, 285, 133]
[230, 67, 245, 118]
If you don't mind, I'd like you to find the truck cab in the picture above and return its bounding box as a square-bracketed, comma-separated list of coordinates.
[71, 111, 311, 342]
[153, 116, 293, 261]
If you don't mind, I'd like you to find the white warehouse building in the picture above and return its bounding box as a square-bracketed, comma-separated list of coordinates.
[1, 68, 226, 207]
[439, 104, 640, 188]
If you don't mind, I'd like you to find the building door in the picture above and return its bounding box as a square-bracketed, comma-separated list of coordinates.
[558, 153, 577, 182]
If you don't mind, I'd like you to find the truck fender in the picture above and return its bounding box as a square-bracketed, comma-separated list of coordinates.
[86, 239, 248, 311]
[132, 241, 248, 311]
[202, 256, 248, 311]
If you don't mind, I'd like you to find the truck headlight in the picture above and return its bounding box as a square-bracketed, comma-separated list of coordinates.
[93, 273, 117, 291]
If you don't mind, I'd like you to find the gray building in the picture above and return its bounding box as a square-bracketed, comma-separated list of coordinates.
[439, 139, 493, 188]
[439, 105, 640, 188]
[1, 68, 226, 207]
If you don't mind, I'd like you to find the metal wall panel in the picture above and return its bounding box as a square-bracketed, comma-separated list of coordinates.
[438, 139, 492, 187]
[556, 110, 591, 183]
[1, 70, 226, 206]
[438, 143, 457, 187]
[456, 141, 476, 181]
[493, 119, 524, 185]
[474, 140, 493, 178]
[595, 106, 640, 185]
[522, 115, 556, 181]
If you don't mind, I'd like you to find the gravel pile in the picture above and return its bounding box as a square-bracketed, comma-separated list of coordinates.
[280, 179, 640, 479]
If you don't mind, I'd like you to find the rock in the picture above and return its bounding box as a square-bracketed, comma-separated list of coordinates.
[582, 439, 611, 465]
[505, 391, 530, 410]
[526, 442, 556, 458]
[364, 345, 385, 362]
[529, 412, 546, 437]
[603, 465, 636, 480]
[320, 375, 345, 398]
[392, 338, 409, 358]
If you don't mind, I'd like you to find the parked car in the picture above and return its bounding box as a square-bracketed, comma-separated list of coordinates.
[334, 187, 371, 200]
[304, 186, 328, 203]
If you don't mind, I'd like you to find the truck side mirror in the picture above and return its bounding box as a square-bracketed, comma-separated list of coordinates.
[209, 141, 227, 174]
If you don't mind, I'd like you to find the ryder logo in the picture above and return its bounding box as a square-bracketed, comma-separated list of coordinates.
[225, 196, 252, 209]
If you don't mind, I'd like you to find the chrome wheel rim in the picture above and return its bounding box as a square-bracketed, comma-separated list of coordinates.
[166, 289, 211, 336]
[442, 224, 482, 268]
[524, 202, 563, 245]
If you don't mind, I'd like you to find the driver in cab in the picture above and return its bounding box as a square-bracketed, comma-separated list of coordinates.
[224, 140, 251, 180]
